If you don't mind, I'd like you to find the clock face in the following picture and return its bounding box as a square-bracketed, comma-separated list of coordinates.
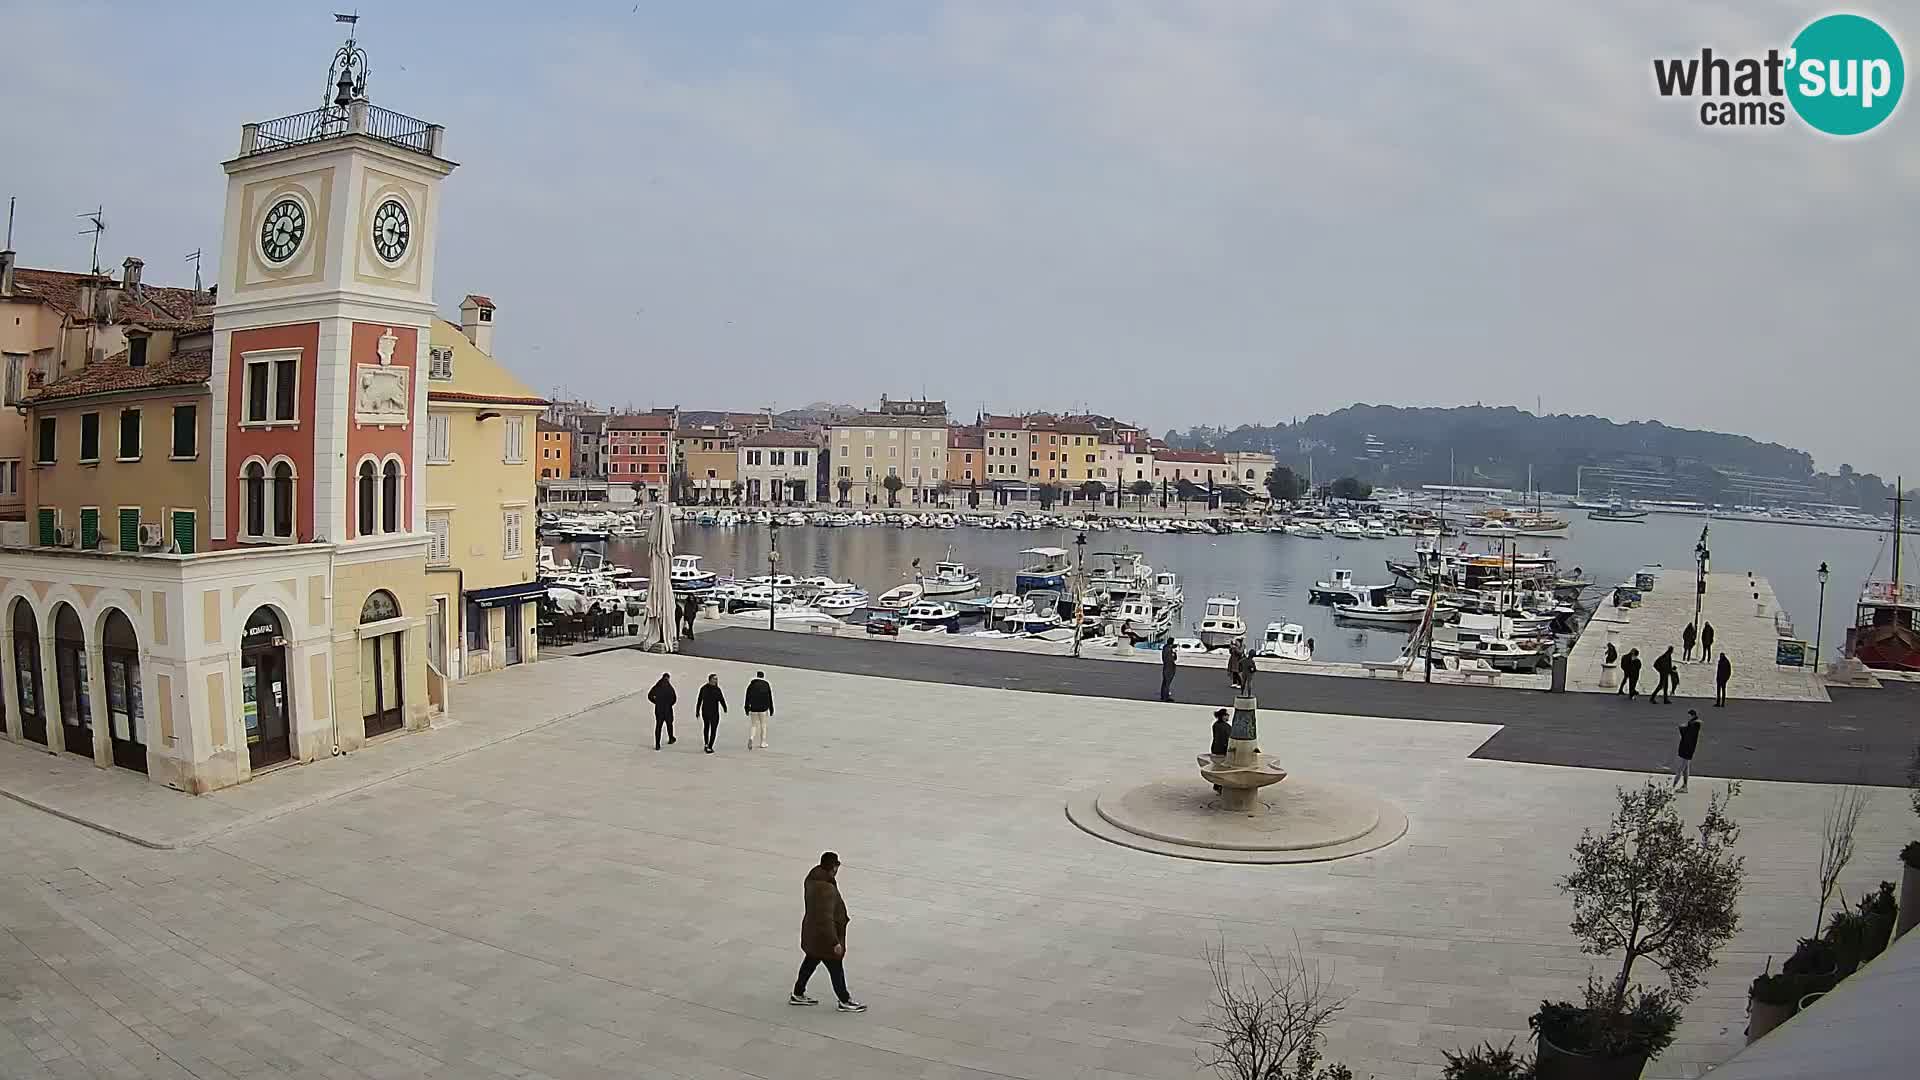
[259, 199, 305, 264]
[371, 199, 411, 263]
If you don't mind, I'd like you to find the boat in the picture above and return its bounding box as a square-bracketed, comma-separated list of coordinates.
[1197, 595, 1247, 650]
[1015, 546, 1071, 591]
[1289, 521, 1325, 538]
[1333, 586, 1429, 625]
[811, 589, 870, 616]
[901, 601, 963, 631]
[1587, 498, 1647, 523]
[1845, 487, 1920, 671]
[1308, 567, 1369, 606]
[780, 511, 809, 526]
[873, 581, 925, 610]
[1257, 622, 1313, 662]
[1169, 636, 1209, 655]
[984, 592, 1028, 617]
[1152, 571, 1185, 608]
[1086, 549, 1152, 601]
[668, 554, 718, 592]
[1331, 520, 1366, 540]
[921, 558, 983, 596]
[1106, 596, 1174, 643]
[1427, 627, 1548, 672]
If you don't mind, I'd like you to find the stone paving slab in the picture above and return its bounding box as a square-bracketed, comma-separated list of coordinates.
[0, 651, 650, 848]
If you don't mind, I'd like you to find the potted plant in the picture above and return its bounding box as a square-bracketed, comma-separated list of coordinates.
[1822, 910, 1870, 977]
[1532, 781, 1744, 1080]
[1444, 1040, 1535, 1079]
[1745, 964, 1801, 1044]
[1857, 881, 1897, 961]
[1781, 936, 1841, 995]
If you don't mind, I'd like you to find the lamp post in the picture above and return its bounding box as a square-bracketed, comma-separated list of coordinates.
[1814, 561, 1830, 672]
[1692, 524, 1710, 634]
[1071, 530, 1088, 658]
[767, 523, 781, 631]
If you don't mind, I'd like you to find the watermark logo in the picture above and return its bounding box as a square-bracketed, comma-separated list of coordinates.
[1653, 12, 1904, 135]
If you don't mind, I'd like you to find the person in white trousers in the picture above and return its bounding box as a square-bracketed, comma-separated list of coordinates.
[744, 671, 775, 749]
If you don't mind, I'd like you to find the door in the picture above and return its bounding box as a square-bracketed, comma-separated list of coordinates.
[361, 633, 404, 736]
[242, 607, 292, 769]
[12, 629, 45, 745]
[504, 602, 522, 666]
[53, 605, 92, 760]
[102, 610, 146, 773]
[427, 597, 447, 677]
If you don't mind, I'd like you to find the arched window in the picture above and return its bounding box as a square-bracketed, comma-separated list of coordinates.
[381, 460, 402, 533]
[361, 590, 400, 623]
[243, 461, 267, 537]
[357, 460, 377, 537]
[271, 461, 295, 539]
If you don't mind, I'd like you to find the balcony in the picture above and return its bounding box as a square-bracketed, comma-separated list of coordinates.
[240, 102, 444, 159]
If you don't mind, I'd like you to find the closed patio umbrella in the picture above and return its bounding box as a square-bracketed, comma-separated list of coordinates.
[644, 503, 678, 652]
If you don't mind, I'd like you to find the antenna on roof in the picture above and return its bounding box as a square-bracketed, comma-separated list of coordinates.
[77, 206, 106, 275]
[184, 249, 203, 293]
[5, 196, 14, 248]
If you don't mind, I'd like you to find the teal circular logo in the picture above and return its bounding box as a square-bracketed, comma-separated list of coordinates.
[1787, 14, 1904, 135]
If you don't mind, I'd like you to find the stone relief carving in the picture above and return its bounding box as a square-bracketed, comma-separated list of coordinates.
[355, 364, 409, 425]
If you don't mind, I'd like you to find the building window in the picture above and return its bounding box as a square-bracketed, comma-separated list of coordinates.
[382, 460, 402, 533]
[127, 334, 149, 369]
[35, 418, 55, 464]
[426, 511, 450, 565]
[466, 599, 487, 653]
[503, 416, 526, 463]
[503, 509, 524, 558]
[243, 353, 298, 424]
[357, 461, 377, 536]
[79, 412, 101, 462]
[3, 352, 26, 405]
[427, 413, 451, 462]
[746, 450, 762, 466]
[242, 461, 267, 538]
[864, 446, 873, 459]
[118, 408, 141, 460]
[171, 405, 197, 458]
[771, 451, 785, 466]
[795, 451, 809, 465]
[272, 461, 295, 538]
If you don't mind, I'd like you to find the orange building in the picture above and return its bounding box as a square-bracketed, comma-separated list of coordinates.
[536, 419, 570, 480]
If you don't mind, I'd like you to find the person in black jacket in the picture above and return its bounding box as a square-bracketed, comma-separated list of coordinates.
[648, 673, 677, 750]
[1159, 639, 1178, 702]
[1650, 646, 1677, 704]
[1617, 648, 1642, 699]
[696, 674, 727, 753]
[681, 594, 700, 639]
[1714, 652, 1732, 707]
[744, 671, 774, 749]
[1672, 709, 1702, 791]
[1681, 621, 1698, 662]
[1700, 621, 1716, 660]
[1209, 708, 1232, 793]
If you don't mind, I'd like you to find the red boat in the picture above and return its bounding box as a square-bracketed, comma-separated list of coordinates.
[1845, 486, 1920, 671]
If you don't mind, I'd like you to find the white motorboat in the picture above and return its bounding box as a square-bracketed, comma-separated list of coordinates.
[1332, 520, 1366, 540]
[780, 511, 809, 526]
[811, 589, 870, 616]
[1107, 596, 1174, 643]
[746, 573, 800, 590]
[1427, 627, 1548, 672]
[1015, 547, 1071, 591]
[1257, 622, 1313, 662]
[1197, 595, 1247, 650]
[985, 592, 1028, 617]
[1333, 586, 1428, 625]
[1289, 521, 1325, 538]
[873, 581, 925, 610]
[1363, 519, 1391, 539]
[1170, 636, 1209, 655]
[901, 601, 963, 630]
[921, 558, 983, 596]
[1086, 549, 1152, 601]
[1152, 571, 1184, 608]
[669, 554, 718, 592]
[1308, 567, 1369, 606]
[767, 603, 841, 626]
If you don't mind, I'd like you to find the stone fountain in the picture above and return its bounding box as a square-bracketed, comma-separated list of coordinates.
[1197, 695, 1288, 811]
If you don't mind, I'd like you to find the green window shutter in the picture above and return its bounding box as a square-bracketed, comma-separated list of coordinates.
[36, 508, 56, 546]
[79, 508, 99, 549]
[119, 508, 141, 551]
[170, 510, 195, 554]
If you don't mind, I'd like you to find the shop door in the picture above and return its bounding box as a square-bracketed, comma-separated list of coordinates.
[242, 608, 292, 769]
[504, 603, 523, 666]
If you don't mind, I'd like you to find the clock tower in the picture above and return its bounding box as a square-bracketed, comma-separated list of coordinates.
[211, 21, 455, 745]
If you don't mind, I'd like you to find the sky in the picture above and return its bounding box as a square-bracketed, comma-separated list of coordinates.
[3, 1, 1915, 477]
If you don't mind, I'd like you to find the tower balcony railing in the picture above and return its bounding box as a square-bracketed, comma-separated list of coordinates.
[240, 102, 443, 158]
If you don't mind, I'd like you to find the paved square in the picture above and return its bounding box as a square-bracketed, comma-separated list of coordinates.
[1, 650, 1912, 1079]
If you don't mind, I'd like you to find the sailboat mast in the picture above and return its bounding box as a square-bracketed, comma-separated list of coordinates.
[1893, 477, 1904, 599]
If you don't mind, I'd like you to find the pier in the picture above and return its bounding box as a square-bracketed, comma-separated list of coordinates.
[1565, 569, 1828, 701]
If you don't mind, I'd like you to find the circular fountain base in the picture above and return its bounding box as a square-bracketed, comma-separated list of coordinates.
[1066, 777, 1407, 864]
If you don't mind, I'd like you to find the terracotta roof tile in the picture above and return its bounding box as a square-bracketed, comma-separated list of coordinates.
[832, 413, 948, 429]
[10, 267, 212, 330]
[427, 390, 549, 407]
[608, 412, 675, 431]
[29, 347, 211, 404]
[739, 430, 820, 448]
[462, 294, 496, 309]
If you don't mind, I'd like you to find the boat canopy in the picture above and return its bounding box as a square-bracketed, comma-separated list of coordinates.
[1020, 547, 1069, 558]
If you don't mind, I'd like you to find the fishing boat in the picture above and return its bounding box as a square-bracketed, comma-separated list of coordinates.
[1845, 486, 1920, 671]
[668, 554, 718, 592]
[811, 588, 870, 616]
[1106, 596, 1174, 643]
[901, 601, 963, 632]
[1153, 571, 1185, 609]
[873, 581, 925, 610]
[1308, 567, 1369, 606]
[1257, 622, 1313, 662]
[1015, 546, 1072, 591]
[1197, 595, 1247, 650]
[1332, 520, 1366, 540]
[1333, 586, 1429, 625]
[1587, 498, 1647, 523]
[921, 557, 983, 596]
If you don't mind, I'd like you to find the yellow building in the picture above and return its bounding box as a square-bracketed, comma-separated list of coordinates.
[426, 299, 546, 682]
[827, 412, 948, 506]
[536, 420, 571, 480]
[675, 424, 739, 503]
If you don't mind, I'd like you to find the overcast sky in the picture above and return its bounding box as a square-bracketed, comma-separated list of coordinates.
[4, 2, 1914, 476]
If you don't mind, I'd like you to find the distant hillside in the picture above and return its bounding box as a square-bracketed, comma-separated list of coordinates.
[1166, 405, 1902, 509]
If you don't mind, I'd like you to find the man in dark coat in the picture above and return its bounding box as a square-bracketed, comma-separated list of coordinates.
[1700, 621, 1716, 659]
[696, 674, 726, 753]
[647, 673, 677, 750]
[744, 671, 774, 749]
[1714, 652, 1732, 707]
[1617, 648, 1642, 699]
[1226, 641, 1245, 690]
[1672, 709, 1702, 791]
[681, 594, 700, 639]
[1236, 651, 1257, 694]
[1209, 708, 1232, 793]
[791, 852, 865, 1012]
[1681, 621, 1698, 662]
[1650, 646, 1677, 704]
[1159, 638, 1178, 702]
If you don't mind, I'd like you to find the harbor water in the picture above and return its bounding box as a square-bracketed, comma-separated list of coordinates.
[552, 512, 1900, 664]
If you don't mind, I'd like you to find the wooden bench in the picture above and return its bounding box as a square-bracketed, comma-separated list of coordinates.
[1361, 661, 1407, 679]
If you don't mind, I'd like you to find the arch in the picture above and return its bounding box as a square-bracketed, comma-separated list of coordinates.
[361, 589, 401, 624]
[50, 602, 93, 760]
[356, 457, 378, 537]
[99, 608, 147, 774]
[241, 605, 294, 768]
[241, 457, 268, 538]
[271, 459, 296, 539]
[380, 456, 404, 534]
[358, 589, 405, 736]
[8, 596, 46, 745]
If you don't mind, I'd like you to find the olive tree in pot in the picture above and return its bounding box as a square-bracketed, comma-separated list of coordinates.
[1531, 781, 1744, 1080]
[1855, 881, 1898, 962]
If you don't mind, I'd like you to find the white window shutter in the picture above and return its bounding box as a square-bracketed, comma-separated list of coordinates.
[427, 513, 450, 564]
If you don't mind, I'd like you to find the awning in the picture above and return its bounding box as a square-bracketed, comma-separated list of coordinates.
[468, 580, 546, 608]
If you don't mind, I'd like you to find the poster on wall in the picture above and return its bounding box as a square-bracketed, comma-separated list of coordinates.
[242, 666, 261, 744]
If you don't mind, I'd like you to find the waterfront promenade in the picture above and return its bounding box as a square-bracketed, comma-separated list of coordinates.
[1, 648, 1914, 1080]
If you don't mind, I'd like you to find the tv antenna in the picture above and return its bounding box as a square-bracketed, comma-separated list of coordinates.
[77, 206, 106, 275]
[184, 249, 204, 293]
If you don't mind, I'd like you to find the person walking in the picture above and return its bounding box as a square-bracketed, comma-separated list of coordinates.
[1672, 709, 1702, 791]
[1681, 621, 1698, 663]
[790, 852, 865, 1012]
[1159, 638, 1178, 702]
[1714, 652, 1732, 707]
[1618, 648, 1642, 699]
[1700, 621, 1715, 659]
[1650, 646, 1677, 704]
[696, 674, 727, 753]
[745, 670, 775, 749]
[681, 594, 700, 639]
[648, 673, 677, 750]
[1226, 640, 1246, 690]
[1236, 650, 1257, 695]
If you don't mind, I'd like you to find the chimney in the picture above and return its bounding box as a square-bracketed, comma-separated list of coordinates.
[122, 256, 144, 293]
[459, 294, 495, 353]
[0, 249, 15, 297]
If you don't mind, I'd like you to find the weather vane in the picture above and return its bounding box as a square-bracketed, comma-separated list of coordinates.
[325, 12, 370, 111]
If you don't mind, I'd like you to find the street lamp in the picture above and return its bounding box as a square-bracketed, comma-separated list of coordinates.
[767, 522, 781, 631]
[1814, 561, 1830, 672]
[1692, 524, 1710, 633]
[1071, 530, 1089, 658]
